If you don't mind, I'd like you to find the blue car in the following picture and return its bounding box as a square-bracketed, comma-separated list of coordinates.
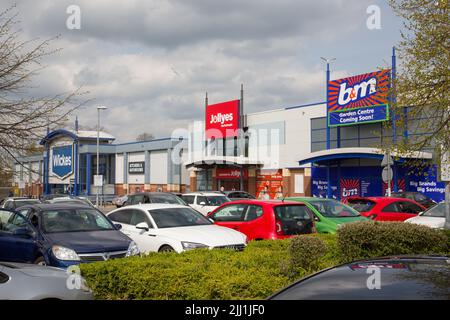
[0, 203, 139, 268]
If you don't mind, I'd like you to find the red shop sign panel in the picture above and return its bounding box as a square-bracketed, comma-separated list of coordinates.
[205, 100, 240, 139]
[216, 168, 248, 180]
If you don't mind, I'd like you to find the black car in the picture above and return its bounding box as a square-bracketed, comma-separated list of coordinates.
[391, 191, 436, 208]
[222, 191, 256, 200]
[269, 256, 450, 300]
[123, 192, 188, 206]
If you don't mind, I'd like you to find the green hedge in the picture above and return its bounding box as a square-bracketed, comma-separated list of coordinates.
[80, 225, 449, 300]
[337, 221, 449, 262]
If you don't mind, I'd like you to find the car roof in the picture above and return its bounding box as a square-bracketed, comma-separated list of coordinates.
[270, 255, 450, 300]
[19, 202, 94, 210]
[129, 192, 176, 196]
[347, 196, 409, 202]
[113, 203, 190, 211]
[182, 192, 227, 196]
[221, 199, 304, 205]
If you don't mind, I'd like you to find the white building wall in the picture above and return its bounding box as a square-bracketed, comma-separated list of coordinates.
[246, 103, 326, 169]
[115, 154, 124, 184]
[150, 150, 168, 184]
[31, 162, 41, 183]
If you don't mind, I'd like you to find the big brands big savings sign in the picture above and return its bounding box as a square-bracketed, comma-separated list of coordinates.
[328, 69, 390, 127]
[51, 145, 73, 179]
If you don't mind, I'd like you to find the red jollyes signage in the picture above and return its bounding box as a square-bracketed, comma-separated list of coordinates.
[216, 168, 248, 179]
[205, 99, 240, 139]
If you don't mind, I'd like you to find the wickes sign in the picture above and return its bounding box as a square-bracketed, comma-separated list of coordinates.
[52, 145, 73, 179]
[327, 69, 390, 127]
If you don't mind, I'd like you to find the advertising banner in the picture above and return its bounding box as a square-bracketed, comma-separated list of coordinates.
[51, 145, 73, 179]
[340, 179, 360, 203]
[256, 169, 283, 200]
[328, 69, 390, 127]
[205, 100, 240, 139]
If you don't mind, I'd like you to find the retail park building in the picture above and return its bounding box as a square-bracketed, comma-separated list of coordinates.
[13, 69, 446, 202]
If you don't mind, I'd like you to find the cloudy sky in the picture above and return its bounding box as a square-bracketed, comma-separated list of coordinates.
[8, 0, 403, 142]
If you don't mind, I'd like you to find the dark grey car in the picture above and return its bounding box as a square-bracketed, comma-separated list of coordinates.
[0, 262, 93, 300]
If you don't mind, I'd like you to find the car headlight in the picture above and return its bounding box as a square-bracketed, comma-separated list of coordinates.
[126, 241, 140, 257]
[181, 242, 208, 251]
[52, 245, 80, 261]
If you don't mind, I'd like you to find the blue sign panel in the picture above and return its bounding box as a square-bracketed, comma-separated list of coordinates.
[52, 145, 73, 179]
[329, 104, 388, 126]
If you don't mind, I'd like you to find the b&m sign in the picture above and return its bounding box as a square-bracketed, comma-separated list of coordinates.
[52, 145, 73, 179]
[328, 69, 390, 127]
[205, 99, 240, 139]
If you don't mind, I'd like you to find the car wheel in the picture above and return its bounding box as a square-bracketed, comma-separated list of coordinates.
[34, 256, 47, 266]
[159, 245, 175, 253]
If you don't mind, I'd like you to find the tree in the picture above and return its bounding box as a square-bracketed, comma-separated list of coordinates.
[136, 132, 155, 141]
[386, 0, 449, 228]
[386, 0, 449, 159]
[0, 6, 86, 178]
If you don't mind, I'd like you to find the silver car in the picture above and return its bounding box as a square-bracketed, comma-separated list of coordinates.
[0, 262, 93, 300]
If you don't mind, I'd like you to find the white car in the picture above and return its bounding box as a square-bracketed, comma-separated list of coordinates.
[405, 202, 446, 229]
[181, 192, 230, 216]
[106, 204, 247, 253]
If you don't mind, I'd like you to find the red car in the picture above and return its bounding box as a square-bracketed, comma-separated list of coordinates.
[207, 200, 316, 240]
[347, 196, 426, 221]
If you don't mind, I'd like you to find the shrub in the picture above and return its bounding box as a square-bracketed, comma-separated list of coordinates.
[288, 235, 328, 273]
[337, 221, 449, 262]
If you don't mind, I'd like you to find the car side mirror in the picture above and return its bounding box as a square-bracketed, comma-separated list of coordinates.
[114, 223, 123, 230]
[208, 218, 214, 223]
[13, 227, 34, 238]
[199, 202, 206, 206]
[136, 222, 149, 231]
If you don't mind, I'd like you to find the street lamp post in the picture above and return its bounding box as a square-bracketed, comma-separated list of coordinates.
[96, 106, 107, 207]
[320, 57, 336, 199]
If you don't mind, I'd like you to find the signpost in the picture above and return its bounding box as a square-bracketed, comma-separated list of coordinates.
[381, 152, 393, 196]
[440, 151, 450, 229]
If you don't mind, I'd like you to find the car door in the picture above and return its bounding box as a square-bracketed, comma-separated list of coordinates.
[397, 201, 423, 221]
[126, 209, 160, 253]
[209, 203, 248, 233]
[107, 208, 134, 236]
[0, 209, 38, 263]
[236, 204, 264, 240]
[195, 196, 209, 215]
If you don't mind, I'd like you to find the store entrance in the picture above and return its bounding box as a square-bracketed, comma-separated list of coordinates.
[217, 179, 248, 192]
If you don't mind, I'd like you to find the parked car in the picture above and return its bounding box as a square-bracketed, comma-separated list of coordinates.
[222, 191, 256, 201]
[347, 196, 425, 221]
[391, 191, 436, 208]
[405, 202, 446, 229]
[123, 192, 187, 207]
[0, 261, 93, 300]
[1, 197, 41, 210]
[269, 256, 450, 300]
[107, 204, 247, 253]
[208, 200, 316, 240]
[181, 192, 231, 215]
[286, 197, 369, 233]
[112, 195, 128, 208]
[0, 203, 139, 268]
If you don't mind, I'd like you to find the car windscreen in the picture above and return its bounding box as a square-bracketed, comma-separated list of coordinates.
[308, 199, 361, 217]
[205, 196, 230, 206]
[347, 199, 376, 212]
[148, 207, 213, 228]
[421, 203, 445, 217]
[150, 194, 187, 205]
[41, 208, 115, 233]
